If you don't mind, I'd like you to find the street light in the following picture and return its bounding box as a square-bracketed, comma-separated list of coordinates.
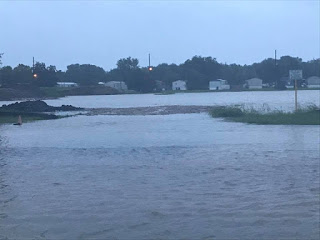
[148, 53, 153, 71]
[32, 57, 38, 79]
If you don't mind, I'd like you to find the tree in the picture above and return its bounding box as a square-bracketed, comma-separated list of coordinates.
[0, 53, 3, 85]
[221, 64, 256, 86]
[181, 56, 222, 89]
[277, 56, 302, 77]
[32, 62, 58, 87]
[252, 58, 277, 83]
[302, 59, 320, 78]
[65, 64, 106, 86]
[111, 57, 155, 92]
[117, 57, 139, 70]
[0, 54, 319, 91]
[126, 68, 154, 92]
[56, 70, 67, 82]
[106, 69, 125, 82]
[0, 66, 13, 86]
[151, 63, 182, 89]
[12, 64, 33, 84]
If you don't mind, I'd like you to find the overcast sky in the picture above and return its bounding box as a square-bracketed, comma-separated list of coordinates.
[0, 1, 319, 70]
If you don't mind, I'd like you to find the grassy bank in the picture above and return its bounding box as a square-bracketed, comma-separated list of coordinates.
[210, 106, 320, 125]
[155, 88, 319, 95]
[0, 112, 60, 124]
[0, 86, 120, 101]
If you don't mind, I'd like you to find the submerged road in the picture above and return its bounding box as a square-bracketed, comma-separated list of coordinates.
[86, 105, 215, 116]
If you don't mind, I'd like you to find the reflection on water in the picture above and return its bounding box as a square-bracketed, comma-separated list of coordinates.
[1, 90, 318, 110]
[42, 90, 320, 110]
[0, 113, 319, 239]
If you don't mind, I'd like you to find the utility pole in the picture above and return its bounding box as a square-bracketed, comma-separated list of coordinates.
[289, 70, 302, 111]
[274, 50, 277, 88]
[148, 53, 152, 71]
[32, 57, 37, 78]
[0, 53, 3, 86]
[295, 79, 298, 111]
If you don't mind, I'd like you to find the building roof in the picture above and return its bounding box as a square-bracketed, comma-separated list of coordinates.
[173, 80, 186, 83]
[210, 79, 228, 82]
[307, 76, 320, 85]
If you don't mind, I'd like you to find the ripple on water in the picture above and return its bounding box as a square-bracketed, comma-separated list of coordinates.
[0, 143, 319, 239]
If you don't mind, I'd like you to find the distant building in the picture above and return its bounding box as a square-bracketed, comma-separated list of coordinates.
[172, 80, 187, 91]
[244, 78, 263, 89]
[57, 82, 78, 88]
[104, 81, 128, 91]
[209, 79, 230, 90]
[306, 76, 320, 88]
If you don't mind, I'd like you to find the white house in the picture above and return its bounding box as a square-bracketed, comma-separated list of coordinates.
[209, 79, 230, 90]
[172, 80, 187, 91]
[244, 78, 263, 89]
[57, 82, 78, 88]
[104, 81, 128, 91]
[306, 76, 320, 88]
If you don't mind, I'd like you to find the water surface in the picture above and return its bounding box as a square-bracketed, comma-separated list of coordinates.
[1, 90, 319, 110]
[1, 113, 319, 239]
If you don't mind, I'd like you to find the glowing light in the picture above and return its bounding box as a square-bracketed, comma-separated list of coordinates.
[148, 67, 153, 71]
[33, 73, 38, 78]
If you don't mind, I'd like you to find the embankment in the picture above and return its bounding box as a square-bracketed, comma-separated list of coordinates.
[209, 106, 320, 125]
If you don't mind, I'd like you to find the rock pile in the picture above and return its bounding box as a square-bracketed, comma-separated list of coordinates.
[0, 100, 83, 112]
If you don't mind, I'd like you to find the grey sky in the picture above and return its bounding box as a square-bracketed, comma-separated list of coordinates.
[1, 1, 319, 71]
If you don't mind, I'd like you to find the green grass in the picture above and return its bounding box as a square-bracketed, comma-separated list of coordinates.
[210, 106, 320, 125]
[40, 87, 67, 98]
[154, 91, 176, 95]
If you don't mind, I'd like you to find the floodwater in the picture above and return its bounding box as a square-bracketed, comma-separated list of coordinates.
[0, 92, 320, 239]
[43, 90, 320, 110]
[1, 90, 319, 110]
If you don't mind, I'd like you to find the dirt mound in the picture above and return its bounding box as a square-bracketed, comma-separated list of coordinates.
[0, 100, 83, 112]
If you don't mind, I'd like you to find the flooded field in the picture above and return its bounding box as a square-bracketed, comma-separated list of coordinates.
[43, 90, 320, 110]
[2, 90, 319, 111]
[0, 91, 319, 239]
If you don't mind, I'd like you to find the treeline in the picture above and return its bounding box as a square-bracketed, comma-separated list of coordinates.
[0, 55, 319, 92]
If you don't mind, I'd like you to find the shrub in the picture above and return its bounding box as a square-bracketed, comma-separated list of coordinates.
[210, 106, 244, 118]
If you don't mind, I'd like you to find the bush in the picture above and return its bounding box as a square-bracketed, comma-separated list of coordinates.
[210, 106, 244, 118]
[209, 105, 320, 125]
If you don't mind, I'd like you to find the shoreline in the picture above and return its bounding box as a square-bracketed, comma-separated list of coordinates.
[0, 111, 61, 125]
[1, 98, 319, 125]
[1, 87, 319, 102]
[2, 104, 319, 126]
[85, 105, 214, 116]
[0, 86, 120, 101]
[209, 106, 320, 125]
